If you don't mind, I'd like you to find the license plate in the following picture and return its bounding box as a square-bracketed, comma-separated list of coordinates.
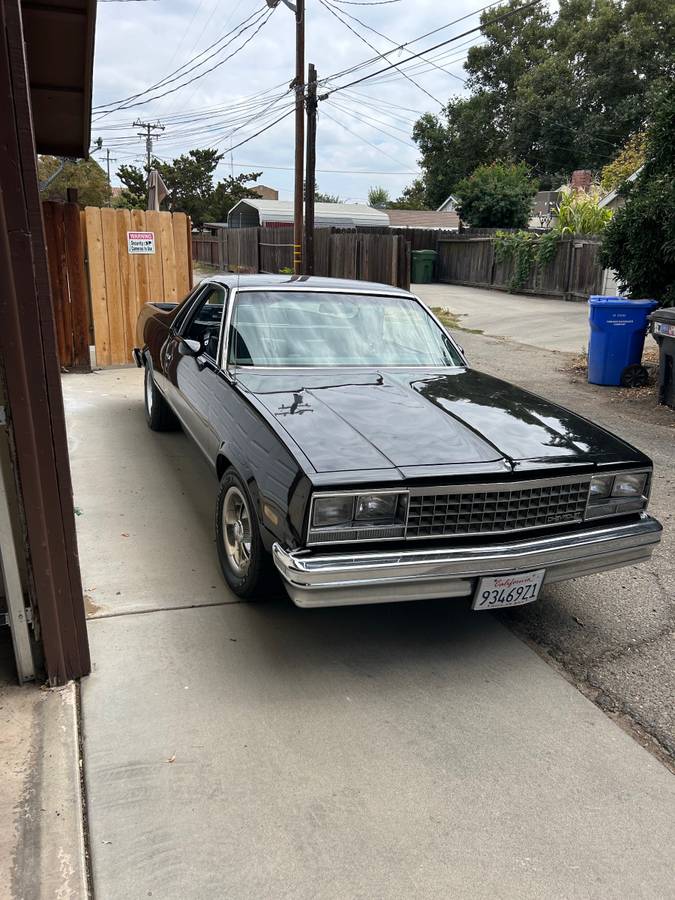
[472, 569, 545, 611]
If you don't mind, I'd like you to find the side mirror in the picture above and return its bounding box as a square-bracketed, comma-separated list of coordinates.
[178, 337, 201, 357]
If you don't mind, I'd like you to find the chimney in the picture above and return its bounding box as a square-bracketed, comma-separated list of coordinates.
[570, 170, 593, 192]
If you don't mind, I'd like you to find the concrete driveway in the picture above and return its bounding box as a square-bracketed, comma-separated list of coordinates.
[64, 369, 674, 900]
[414, 284, 590, 353]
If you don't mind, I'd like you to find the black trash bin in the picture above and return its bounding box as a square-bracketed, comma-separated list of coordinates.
[649, 307, 675, 408]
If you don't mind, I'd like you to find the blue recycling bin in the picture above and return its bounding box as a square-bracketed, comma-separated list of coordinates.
[587, 296, 658, 386]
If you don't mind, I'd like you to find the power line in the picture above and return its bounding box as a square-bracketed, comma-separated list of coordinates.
[319, 0, 543, 98]
[218, 160, 419, 174]
[93, 5, 272, 115]
[320, 107, 414, 168]
[330, 0, 402, 5]
[324, 0, 466, 84]
[318, 1, 502, 86]
[318, 0, 444, 108]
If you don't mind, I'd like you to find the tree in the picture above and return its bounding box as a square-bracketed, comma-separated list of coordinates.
[209, 171, 263, 222]
[454, 162, 537, 228]
[367, 186, 390, 208]
[389, 178, 430, 210]
[601, 83, 675, 306]
[403, 0, 675, 203]
[38, 156, 111, 207]
[314, 186, 341, 203]
[155, 149, 223, 225]
[115, 151, 261, 224]
[600, 132, 647, 193]
[115, 164, 146, 209]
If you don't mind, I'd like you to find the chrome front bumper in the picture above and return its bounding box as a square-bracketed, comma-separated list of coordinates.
[272, 515, 662, 608]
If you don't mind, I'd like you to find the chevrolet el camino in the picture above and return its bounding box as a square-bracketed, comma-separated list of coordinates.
[134, 275, 662, 609]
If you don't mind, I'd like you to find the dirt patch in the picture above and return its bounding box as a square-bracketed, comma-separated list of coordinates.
[430, 306, 484, 334]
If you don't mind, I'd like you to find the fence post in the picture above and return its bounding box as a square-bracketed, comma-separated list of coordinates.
[564, 238, 574, 300]
[186, 216, 193, 287]
[218, 229, 226, 269]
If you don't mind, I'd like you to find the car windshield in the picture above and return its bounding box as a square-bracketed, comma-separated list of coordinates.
[228, 290, 463, 367]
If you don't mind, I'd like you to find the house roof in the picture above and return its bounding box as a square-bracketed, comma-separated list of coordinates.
[598, 167, 643, 208]
[228, 198, 390, 227]
[21, 0, 97, 157]
[437, 195, 457, 212]
[387, 209, 459, 229]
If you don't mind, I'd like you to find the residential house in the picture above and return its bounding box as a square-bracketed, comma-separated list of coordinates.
[252, 184, 279, 201]
[437, 195, 458, 213]
[598, 168, 642, 212]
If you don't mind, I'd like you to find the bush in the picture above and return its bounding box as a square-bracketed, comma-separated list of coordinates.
[454, 162, 538, 229]
[601, 84, 675, 306]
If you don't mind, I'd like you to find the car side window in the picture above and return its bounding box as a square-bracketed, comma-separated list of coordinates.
[181, 285, 226, 361]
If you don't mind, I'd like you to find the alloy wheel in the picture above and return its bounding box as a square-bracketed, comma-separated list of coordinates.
[222, 486, 252, 576]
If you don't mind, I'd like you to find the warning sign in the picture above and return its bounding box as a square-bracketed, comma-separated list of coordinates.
[127, 231, 155, 255]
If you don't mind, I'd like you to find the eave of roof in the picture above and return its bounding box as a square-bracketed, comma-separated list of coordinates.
[21, 0, 96, 157]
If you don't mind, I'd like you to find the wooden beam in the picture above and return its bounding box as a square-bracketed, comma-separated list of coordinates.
[0, 0, 90, 683]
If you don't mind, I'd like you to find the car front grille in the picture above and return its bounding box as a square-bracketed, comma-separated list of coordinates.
[405, 478, 591, 538]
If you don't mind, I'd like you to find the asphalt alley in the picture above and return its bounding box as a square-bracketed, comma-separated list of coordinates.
[64, 368, 674, 900]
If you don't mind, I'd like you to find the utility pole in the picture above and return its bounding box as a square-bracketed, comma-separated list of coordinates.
[304, 63, 317, 275]
[266, 0, 304, 274]
[105, 148, 117, 206]
[133, 119, 165, 204]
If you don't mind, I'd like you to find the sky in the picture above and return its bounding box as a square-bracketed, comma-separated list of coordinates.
[90, 0, 490, 204]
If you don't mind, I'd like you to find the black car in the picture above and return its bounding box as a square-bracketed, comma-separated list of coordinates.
[135, 274, 661, 610]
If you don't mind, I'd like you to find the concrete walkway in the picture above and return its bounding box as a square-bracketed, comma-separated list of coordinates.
[415, 284, 590, 353]
[1, 629, 88, 900]
[64, 369, 674, 900]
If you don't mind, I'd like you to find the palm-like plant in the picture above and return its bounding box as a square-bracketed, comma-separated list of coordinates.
[553, 186, 613, 236]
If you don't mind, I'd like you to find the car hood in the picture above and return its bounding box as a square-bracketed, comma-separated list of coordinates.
[238, 368, 645, 476]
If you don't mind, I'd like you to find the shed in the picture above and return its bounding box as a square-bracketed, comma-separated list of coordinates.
[227, 199, 390, 229]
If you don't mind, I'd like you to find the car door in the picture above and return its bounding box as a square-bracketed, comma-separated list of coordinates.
[166, 283, 228, 464]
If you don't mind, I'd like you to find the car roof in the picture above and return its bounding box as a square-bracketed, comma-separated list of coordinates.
[201, 273, 413, 296]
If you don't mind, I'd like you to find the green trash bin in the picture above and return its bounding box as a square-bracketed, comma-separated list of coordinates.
[411, 249, 437, 284]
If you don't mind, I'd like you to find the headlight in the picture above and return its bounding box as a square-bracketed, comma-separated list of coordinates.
[308, 491, 408, 543]
[589, 474, 614, 500]
[612, 473, 647, 498]
[355, 493, 398, 523]
[312, 495, 354, 528]
[585, 470, 650, 520]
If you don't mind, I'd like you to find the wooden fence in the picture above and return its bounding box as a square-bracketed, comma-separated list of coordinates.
[436, 235, 603, 300]
[43, 201, 91, 370]
[192, 225, 411, 290]
[83, 207, 192, 366]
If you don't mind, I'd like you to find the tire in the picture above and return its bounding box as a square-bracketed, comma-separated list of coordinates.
[144, 362, 179, 431]
[620, 364, 650, 389]
[215, 468, 273, 599]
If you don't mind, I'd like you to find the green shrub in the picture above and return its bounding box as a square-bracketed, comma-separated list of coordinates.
[601, 84, 675, 306]
[455, 162, 537, 229]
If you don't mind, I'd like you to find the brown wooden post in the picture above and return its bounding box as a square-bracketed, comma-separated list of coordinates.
[186, 215, 193, 286]
[0, 0, 90, 683]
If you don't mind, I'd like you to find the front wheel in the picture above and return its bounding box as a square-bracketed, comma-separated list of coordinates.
[144, 363, 178, 431]
[215, 468, 273, 599]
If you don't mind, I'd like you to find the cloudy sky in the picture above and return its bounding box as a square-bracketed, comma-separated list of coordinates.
[91, 0, 489, 203]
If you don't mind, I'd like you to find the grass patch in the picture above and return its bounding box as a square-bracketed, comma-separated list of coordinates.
[430, 306, 483, 334]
